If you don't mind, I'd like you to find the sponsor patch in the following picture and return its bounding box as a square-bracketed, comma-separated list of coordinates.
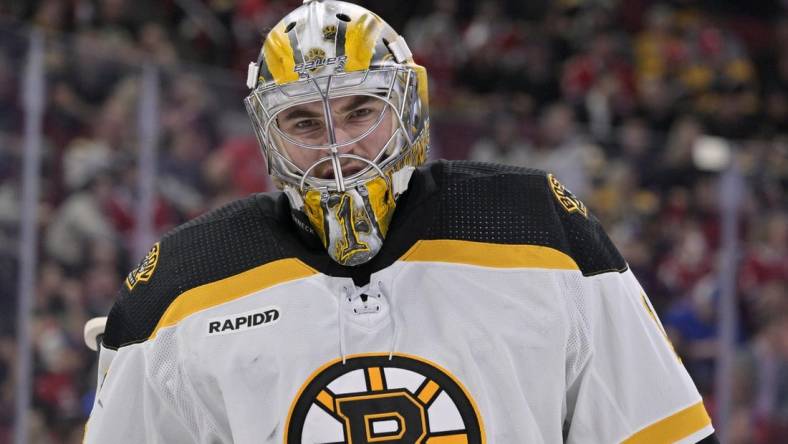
[125, 242, 160, 291]
[548, 173, 588, 218]
[207, 307, 280, 336]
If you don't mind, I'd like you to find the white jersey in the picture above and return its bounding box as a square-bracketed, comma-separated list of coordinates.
[85, 161, 714, 443]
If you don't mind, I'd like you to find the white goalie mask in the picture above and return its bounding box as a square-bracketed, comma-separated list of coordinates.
[244, 0, 429, 266]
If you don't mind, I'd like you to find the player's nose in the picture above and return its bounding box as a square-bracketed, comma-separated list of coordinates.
[333, 125, 355, 146]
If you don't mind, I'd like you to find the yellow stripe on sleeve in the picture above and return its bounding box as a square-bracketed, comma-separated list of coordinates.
[622, 401, 712, 444]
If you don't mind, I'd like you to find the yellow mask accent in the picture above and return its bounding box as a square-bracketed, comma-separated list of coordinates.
[344, 13, 382, 72]
[303, 189, 328, 247]
[263, 25, 299, 84]
[363, 175, 396, 238]
[296, 176, 398, 266]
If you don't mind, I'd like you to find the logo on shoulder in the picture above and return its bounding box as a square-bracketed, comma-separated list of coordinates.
[125, 242, 160, 291]
[548, 173, 588, 218]
[207, 307, 280, 336]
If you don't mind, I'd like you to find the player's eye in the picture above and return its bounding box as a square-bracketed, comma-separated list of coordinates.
[292, 119, 323, 132]
[348, 108, 373, 120]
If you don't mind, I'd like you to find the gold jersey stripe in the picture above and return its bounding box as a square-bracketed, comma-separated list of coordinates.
[401, 240, 579, 270]
[149, 258, 317, 340]
[263, 25, 299, 84]
[426, 434, 469, 444]
[622, 401, 712, 444]
[344, 13, 382, 72]
[367, 367, 384, 391]
[417, 380, 441, 405]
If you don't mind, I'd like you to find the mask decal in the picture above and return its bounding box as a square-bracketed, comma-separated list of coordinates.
[298, 177, 395, 266]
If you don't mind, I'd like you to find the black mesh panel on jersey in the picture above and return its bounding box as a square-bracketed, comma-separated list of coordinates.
[103, 160, 627, 349]
[549, 187, 627, 276]
[103, 195, 288, 349]
[423, 161, 626, 276]
[426, 162, 559, 246]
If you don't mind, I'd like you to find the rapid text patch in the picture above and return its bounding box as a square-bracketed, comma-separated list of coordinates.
[207, 307, 280, 336]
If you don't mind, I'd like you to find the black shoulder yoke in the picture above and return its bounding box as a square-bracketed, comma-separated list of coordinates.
[423, 160, 627, 276]
[103, 160, 627, 348]
[103, 194, 288, 349]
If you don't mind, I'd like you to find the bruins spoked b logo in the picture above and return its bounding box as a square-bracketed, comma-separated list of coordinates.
[286, 354, 484, 443]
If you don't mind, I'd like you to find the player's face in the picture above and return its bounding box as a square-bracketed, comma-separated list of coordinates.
[275, 95, 393, 179]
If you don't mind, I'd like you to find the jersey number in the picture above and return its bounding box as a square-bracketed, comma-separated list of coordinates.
[334, 194, 369, 261]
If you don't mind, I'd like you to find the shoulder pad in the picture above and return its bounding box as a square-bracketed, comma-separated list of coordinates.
[103, 193, 287, 349]
[544, 173, 627, 276]
[424, 161, 626, 276]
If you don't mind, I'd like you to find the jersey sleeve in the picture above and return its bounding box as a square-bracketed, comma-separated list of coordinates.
[83, 341, 195, 443]
[541, 173, 714, 442]
[83, 239, 195, 442]
[83, 237, 222, 443]
[561, 265, 714, 443]
[84, 198, 286, 443]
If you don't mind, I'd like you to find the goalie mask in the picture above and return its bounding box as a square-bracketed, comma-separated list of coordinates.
[245, 0, 429, 266]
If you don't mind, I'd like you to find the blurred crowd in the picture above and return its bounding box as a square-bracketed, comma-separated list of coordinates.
[0, 0, 786, 442]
